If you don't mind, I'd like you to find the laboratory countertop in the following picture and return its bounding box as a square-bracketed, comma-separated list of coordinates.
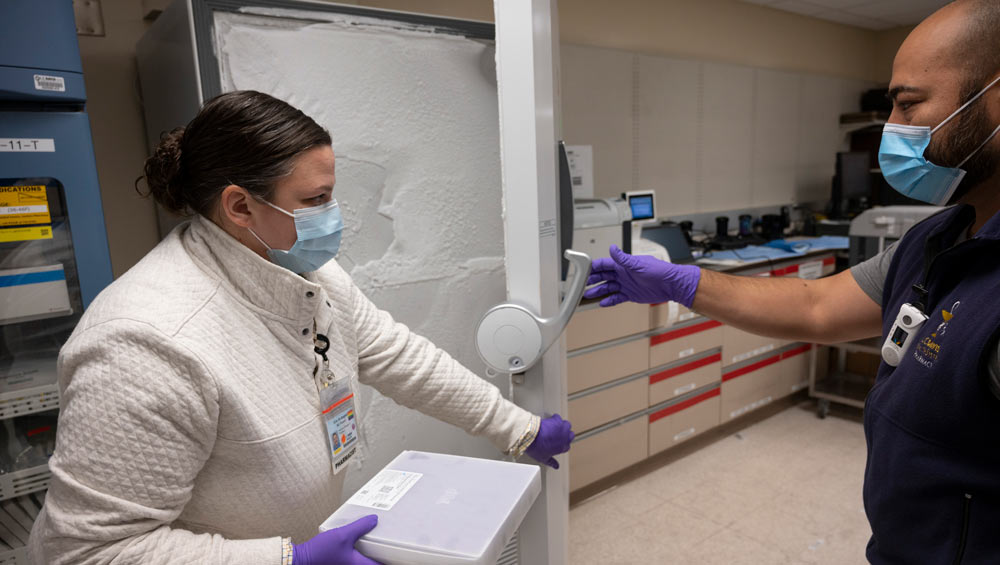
[575, 245, 843, 311]
[697, 246, 843, 274]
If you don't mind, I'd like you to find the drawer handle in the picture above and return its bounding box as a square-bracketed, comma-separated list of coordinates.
[674, 383, 696, 396]
[674, 427, 696, 441]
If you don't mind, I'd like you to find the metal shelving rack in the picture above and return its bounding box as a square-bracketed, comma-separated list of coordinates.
[0, 386, 59, 562]
[0, 393, 57, 562]
[808, 337, 880, 418]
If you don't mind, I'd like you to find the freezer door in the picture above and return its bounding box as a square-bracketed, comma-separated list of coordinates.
[0, 111, 112, 307]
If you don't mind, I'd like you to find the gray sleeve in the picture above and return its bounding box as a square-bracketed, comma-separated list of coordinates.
[849, 241, 898, 307]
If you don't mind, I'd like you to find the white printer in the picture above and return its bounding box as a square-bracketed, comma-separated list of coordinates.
[572, 192, 672, 261]
[572, 198, 631, 260]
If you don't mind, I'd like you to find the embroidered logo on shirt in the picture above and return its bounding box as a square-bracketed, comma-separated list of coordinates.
[914, 301, 960, 368]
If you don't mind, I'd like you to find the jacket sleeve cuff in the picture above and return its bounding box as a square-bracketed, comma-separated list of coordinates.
[504, 413, 541, 458]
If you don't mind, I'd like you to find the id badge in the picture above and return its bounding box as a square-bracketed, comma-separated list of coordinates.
[320, 376, 361, 474]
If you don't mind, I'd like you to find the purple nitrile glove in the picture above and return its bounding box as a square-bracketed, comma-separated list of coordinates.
[583, 245, 702, 308]
[525, 414, 575, 469]
[293, 515, 382, 565]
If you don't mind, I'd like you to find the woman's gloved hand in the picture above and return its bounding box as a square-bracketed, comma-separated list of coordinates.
[525, 414, 574, 469]
[584, 245, 702, 308]
[293, 515, 382, 565]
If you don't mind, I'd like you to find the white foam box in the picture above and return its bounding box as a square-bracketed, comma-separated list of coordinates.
[320, 451, 540, 565]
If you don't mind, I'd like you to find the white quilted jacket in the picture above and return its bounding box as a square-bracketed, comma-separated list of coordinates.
[28, 215, 536, 565]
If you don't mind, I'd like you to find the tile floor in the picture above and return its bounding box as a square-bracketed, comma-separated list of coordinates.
[569, 401, 871, 564]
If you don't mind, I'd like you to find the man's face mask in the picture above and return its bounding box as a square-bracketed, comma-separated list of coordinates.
[248, 198, 344, 273]
[879, 75, 1000, 205]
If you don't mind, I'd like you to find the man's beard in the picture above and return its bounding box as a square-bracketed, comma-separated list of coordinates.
[925, 100, 1000, 204]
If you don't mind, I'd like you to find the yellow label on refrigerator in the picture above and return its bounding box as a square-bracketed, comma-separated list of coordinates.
[0, 225, 52, 243]
[0, 185, 50, 226]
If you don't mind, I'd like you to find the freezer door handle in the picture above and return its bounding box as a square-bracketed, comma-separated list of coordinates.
[475, 249, 591, 374]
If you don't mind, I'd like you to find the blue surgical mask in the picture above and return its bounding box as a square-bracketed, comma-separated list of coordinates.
[248, 198, 344, 273]
[879, 75, 1000, 205]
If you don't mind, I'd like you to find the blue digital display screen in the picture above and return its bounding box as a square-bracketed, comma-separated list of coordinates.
[629, 194, 655, 220]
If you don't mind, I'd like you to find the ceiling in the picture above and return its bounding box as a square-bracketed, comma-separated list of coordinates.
[740, 0, 951, 30]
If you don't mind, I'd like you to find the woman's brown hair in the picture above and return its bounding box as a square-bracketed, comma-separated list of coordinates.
[139, 90, 331, 216]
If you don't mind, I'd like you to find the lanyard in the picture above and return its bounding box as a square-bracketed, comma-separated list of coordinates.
[911, 206, 976, 315]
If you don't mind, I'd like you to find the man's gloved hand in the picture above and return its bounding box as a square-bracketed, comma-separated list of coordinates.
[584, 245, 702, 308]
[293, 515, 382, 565]
[525, 414, 574, 469]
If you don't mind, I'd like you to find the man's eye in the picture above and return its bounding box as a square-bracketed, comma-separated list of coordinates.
[897, 101, 916, 111]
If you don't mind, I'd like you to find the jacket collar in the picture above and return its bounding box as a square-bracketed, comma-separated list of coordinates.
[973, 205, 1000, 241]
[182, 215, 323, 325]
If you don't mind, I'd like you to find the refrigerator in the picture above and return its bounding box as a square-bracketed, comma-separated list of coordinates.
[138, 1, 572, 563]
[0, 0, 114, 561]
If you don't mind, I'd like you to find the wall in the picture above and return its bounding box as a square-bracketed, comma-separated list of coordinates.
[560, 44, 875, 213]
[357, 0, 895, 82]
[84, 0, 912, 275]
[77, 0, 159, 278]
[874, 25, 915, 84]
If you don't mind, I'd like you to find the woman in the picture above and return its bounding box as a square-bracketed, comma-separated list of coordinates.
[28, 91, 574, 565]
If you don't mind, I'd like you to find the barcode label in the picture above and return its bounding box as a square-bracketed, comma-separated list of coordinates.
[33, 74, 66, 92]
[346, 469, 422, 512]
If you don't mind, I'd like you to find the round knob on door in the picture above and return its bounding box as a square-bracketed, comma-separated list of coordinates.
[475, 305, 543, 374]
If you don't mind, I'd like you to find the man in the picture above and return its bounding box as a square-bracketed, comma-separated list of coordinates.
[585, 1, 1000, 563]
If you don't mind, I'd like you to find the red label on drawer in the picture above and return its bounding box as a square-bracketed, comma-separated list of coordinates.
[781, 343, 813, 359]
[722, 353, 781, 382]
[773, 257, 835, 276]
[649, 320, 722, 346]
[650, 353, 722, 385]
[771, 264, 799, 276]
[649, 388, 720, 423]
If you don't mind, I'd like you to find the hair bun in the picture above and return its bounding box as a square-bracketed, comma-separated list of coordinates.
[142, 127, 188, 215]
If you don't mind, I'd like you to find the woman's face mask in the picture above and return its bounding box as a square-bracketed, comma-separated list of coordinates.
[248, 198, 344, 273]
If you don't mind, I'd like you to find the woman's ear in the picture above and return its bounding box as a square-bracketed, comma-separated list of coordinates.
[218, 184, 254, 228]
